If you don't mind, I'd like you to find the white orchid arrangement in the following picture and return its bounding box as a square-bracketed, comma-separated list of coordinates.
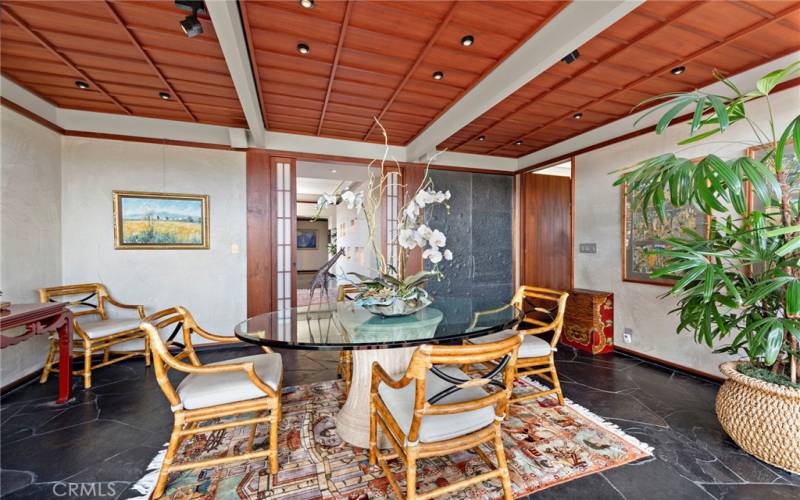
[314, 119, 453, 309]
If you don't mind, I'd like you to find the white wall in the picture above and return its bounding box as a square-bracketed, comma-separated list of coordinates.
[60, 138, 247, 337]
[574, 87, 800, 376]
[0, 108, 62, 385]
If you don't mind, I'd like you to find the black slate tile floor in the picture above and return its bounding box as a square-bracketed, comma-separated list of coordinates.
[1, 346, 797, 499]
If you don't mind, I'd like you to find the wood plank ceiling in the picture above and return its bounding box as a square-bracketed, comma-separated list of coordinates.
[240, 0, 568, 145]
[438, 0, 800, 158]
[0, 0, 246, 127]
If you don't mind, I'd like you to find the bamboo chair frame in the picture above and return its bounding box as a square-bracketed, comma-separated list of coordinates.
[468, 286, 569, 405]
[369, 334, 521, 500]
[336, 284, 359, 395]
[39, 283, 146, 388]
[141, 306, 282, 498]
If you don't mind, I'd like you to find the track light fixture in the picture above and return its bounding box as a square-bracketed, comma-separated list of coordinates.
[671, 65, 686, 75]
[461, 35, 474, 47]
[75, 80, 90, 90]
[159, 92, 172, 100]
[561, 49, 580, 64]
[432, 71, 444, 80]
[176, 1, 206, 38]
[299, 0, 315, 8]
[297, 43, 310, 54]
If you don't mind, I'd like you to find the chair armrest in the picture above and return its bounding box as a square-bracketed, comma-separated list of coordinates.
[104, 295, 145, 319]
[468, 303, 512, 329]
[371, 361, 411, 393]
[190, 323, 240, 344]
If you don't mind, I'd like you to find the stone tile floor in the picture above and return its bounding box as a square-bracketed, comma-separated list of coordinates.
[1, 346, 797, 499]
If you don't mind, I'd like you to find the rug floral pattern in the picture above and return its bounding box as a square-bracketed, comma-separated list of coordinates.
[160, 379, 650, 499]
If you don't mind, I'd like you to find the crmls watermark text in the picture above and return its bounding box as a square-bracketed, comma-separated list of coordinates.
[52, 482, 117, 497]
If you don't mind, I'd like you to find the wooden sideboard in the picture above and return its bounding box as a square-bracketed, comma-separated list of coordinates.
[0, 303, 73, 403]
[561, 289, 614, 355]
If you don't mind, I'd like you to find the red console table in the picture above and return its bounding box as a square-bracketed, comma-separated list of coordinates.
[1, 303, 73, 404]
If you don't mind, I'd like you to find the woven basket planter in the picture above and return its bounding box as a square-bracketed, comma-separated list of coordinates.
[716, 361, 800, 474]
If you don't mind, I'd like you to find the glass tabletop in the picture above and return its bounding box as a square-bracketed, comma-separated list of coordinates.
[234, 296, 523, 350]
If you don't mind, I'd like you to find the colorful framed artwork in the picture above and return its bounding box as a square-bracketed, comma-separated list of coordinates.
[297, 229, 318, 249]
[113, 191, 209, 249]
[621, 183, 710, 286]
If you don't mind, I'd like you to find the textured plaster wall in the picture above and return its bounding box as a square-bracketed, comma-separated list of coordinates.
[0, 108, 62, 385]
[60, 137, 247, 338]
[574, 87, 800, 376]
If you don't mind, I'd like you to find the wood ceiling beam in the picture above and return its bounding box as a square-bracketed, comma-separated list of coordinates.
[458, 1, 703, 154]
[2, 5, 132, 115]
[362, 1, 459, 140]
[490, 2, 800, 156]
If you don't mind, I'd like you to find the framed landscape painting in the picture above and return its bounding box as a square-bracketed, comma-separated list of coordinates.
[113, 191, 209, 249]
[621, 183, 709, 286]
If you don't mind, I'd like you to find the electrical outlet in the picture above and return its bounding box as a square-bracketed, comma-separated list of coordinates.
[579, 243, 597, 253]
[623, 327, 633, 344]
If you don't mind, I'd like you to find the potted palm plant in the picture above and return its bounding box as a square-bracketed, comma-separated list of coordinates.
[614, 62, 800, 473]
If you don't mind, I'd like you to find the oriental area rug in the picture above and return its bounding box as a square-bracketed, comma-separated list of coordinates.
[133, 378, 652, 499]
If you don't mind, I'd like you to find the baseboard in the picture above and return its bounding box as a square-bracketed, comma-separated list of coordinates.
[614, 346, 725, 383]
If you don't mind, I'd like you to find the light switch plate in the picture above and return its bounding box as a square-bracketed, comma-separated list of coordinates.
[623, 327, 633, 344]
[579, 243, 597, 254]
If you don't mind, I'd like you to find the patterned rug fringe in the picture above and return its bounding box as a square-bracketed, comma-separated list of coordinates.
[525, 378, 654, 454]
[128, 444, 167, 500]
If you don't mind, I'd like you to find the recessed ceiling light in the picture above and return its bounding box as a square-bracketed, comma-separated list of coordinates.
[159, 91, 171, 100]
[432, 71, 444, 80]
[299, 0, 314, 8]
[573, 112, 583, 120]
[671, 65, 686, 75]
[477, 135, 486, 142]
[75, 80, 90, 90]
[514, 140, 524, 146]
[461, 35, 474, 47]
[297, 43, 310, 54]
[561, 49, 580, 64]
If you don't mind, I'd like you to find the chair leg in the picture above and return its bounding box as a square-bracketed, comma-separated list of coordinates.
[550, 362, 565, 405]
[405, 448, 418, 500]
[369, 398, 377, 466]
[144, 335, 151, 367]
[39, 338, 57, 384]
[103, 348, 110, 363]
[269, 400, 280, 474]
[493, 425, 514, 500]
[83, 344, 92, 389]
[343, 352, 351, 396]
[154, 414, 184, 498]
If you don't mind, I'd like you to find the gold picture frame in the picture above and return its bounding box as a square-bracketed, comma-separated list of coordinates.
[113, 190, 209, 249]
[746, 141, 797, 212]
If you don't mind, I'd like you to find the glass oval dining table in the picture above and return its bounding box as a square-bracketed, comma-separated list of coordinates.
[234, 296, 523, 448]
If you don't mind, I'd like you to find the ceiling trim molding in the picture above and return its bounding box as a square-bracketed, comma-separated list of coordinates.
[318, 0, 354, 136]
[205, 0, 267, 147]
[516, 52, 800, 173]
[405, 0, 643, 161]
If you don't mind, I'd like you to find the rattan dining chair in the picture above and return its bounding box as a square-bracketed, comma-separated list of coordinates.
[39, 283, 146, 388]
[370, 333, 521, 500]
[336, 284, 359, 395]
[467, 286, 569, 404]
[140, 306, 283, 498]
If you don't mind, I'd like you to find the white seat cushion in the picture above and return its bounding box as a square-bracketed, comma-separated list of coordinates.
[177, 353, 282, 410]
[76, 318, 142, 339]
[471, 329, 554, 358]
[378, 365, 496, 444]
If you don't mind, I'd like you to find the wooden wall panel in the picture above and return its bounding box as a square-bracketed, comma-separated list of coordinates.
[246, 150, 273, 317]
[520, 173, 571, 291]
